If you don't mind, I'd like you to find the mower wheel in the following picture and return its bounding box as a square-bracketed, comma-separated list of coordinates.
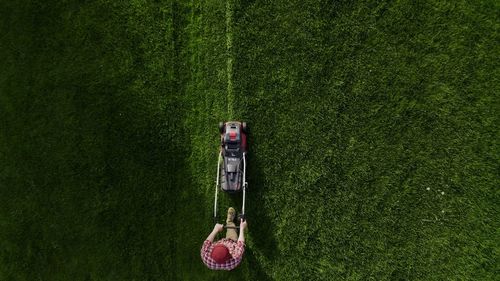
[219, 122, 224, 133]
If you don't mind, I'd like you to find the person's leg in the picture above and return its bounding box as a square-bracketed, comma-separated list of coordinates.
[225, 207, 238, 241]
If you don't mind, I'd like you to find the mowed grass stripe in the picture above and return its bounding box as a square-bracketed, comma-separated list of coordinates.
[175, 0, 254, 280]
[226, 0, 235, 118]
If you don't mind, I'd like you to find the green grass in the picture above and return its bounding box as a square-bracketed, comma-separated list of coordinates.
[0, 0, 498, 280]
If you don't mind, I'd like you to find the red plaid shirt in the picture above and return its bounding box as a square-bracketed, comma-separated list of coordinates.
[201, 239, 245, 270]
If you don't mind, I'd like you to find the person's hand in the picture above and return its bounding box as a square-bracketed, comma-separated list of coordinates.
[240, 219, 247, 231]
[213, 223, 224, 233]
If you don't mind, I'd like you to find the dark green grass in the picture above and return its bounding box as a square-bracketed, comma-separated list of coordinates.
[0, 0, 498, 280]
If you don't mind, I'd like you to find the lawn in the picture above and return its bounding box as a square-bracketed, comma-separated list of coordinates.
[0, 0, 498, 280]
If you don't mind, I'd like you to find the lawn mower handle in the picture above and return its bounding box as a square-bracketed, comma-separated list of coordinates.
[238, 213, 246, 221]
[224, 225, 240, 229]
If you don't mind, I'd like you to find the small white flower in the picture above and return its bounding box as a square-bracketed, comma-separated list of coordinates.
[441, 191, 445, 195]
[426, 187, 430, 191]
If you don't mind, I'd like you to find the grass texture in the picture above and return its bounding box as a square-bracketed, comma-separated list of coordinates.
[0, 0, 498, 280]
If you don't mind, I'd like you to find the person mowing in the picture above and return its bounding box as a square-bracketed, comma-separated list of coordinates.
[201, 207, 247, 270]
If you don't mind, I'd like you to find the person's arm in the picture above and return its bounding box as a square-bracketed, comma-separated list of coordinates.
[229, 219, 247, 260]
[205, 223, 224, 242]
[237, 219, 247, 243]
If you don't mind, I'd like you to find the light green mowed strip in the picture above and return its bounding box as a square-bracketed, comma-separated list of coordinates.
[0, 0, 498, 280]
[226, 0, 235, 119]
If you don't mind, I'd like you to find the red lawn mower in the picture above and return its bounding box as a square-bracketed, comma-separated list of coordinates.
[213, 121, 248, 229]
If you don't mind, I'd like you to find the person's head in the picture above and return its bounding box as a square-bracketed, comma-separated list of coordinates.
[211, 244, 231, 263]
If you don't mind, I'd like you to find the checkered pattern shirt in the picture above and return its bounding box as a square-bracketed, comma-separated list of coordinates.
[201, 239, 245, 270]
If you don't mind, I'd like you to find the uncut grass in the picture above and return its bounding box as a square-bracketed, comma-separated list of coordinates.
[234, 0, 499, 280]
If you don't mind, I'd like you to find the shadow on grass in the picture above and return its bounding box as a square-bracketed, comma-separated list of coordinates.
[241, 130, 277, 280]
[244, 247, 273, 281]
